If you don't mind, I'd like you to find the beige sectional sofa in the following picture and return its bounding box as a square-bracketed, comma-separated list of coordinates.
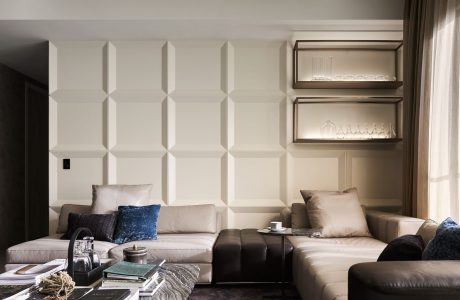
[6, 204, 220, 283]
[281, 203, 425, 300]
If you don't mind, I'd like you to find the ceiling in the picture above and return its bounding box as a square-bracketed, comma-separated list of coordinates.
[0, 0, 404, 84]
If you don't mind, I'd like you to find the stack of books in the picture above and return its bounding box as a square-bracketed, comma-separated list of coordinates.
[100, 260, 165, 299]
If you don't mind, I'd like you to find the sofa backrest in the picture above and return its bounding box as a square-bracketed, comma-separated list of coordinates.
[57, 203, 219, 234]
[157, 204, 217, 234]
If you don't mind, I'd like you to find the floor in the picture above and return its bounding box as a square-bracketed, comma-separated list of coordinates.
[189, 284, 301, 300]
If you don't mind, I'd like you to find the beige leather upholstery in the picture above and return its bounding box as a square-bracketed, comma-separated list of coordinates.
[157, 205, 217, 233]
[57, 204, 92, 233]
[290, 236, 385, 300]
[91, 184, 153, 214]
[8, 203, 219, 284]
[281, 205, 425, 300]
[365, 210, 424, 243]
[305, 188, 371, 238]
[6, 234, 115, 264]
[108, 233, 217, 263]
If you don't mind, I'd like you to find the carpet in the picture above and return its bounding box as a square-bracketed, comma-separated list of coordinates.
[189, 284, 301, 300]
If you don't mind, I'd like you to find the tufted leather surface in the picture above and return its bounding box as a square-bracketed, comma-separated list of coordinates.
[213, 229, 293, 283]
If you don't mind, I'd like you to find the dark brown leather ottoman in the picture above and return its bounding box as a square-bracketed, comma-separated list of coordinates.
[213, 229, 293, 283]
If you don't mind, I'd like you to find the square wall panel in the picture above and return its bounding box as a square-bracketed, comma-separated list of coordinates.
[235, 157, 280, 201]
[288, 155, 341, 203]
[234, 101, 280, 147]
[115, 101, 163, 147]
[173, 41, 225, 91]
[116, 156, 164, 203]
[57, 102, 105, 147]
[55, 42, 106, 91]
[175, 157, 222, 203]
[350, 153, 402, 201]
[174, 101, 222, 147]
[112, 41, 165, 91]
[233, 41, 283, 91]
[57, 156, 105, 202]
[228, 210, 279, 229]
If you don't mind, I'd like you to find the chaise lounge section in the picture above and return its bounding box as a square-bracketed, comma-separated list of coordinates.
[281, 204, 425, 300]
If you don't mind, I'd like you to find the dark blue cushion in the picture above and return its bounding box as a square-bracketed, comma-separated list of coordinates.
[378, 234, 425, 261]
[422, 217, 460, 260]
[113, 204, 161, 244]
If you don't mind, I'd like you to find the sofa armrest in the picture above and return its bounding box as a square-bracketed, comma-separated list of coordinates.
[280, 207, 292, 228]
[349, 261, 460, 300]
[365, 210, 424, 243]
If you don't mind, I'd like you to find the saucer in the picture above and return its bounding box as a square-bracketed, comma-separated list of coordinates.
[268, 227, 287, 232]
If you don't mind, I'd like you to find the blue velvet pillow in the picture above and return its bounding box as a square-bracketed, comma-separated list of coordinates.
[422, 217, 460, 260]
[113, 204, 161, 244]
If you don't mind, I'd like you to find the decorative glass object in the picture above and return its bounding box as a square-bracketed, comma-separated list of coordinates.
[73, 240, 92, 273]
[320, 120, 336, 139]
[83, 236, 100, 269]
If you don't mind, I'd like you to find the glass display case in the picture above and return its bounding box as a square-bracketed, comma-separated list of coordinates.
[293, 40, 403, 89]
[293, 97, 403, 143]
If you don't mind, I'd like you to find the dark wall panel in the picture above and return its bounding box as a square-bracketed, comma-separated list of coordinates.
[0, 63, 48, 250]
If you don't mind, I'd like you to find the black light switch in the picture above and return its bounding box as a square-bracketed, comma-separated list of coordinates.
[63, 158, 70, 170]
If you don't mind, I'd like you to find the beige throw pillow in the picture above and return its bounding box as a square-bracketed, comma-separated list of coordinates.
[91, 184, 153, 214]
[416, 219, 438, 245]
[302, 188, 371, 238]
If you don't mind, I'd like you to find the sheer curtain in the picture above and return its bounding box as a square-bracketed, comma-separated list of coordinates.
[428, 0, 460, 221]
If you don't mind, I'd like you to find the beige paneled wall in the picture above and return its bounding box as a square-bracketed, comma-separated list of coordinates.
[49, 38, 402, 233]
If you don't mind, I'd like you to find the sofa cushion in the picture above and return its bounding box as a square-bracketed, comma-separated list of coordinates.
[91, 184, 153, 214]
[108, 233, 217, 263]
[6, 234, 115, 264]
[288, 236, 386, 252]
[302, 188, 371, 238]
[422, 217, 460, 260]
[113, 204, 161, 244]
[157, 205, 217, 234]
[291, 203, 310, 229]
[291, 236, 385, 300]
[377, 234, 425, 261]
[61, 213, 117, 242]
[416, 219, 438, 245]
[57, 204, 92, 234]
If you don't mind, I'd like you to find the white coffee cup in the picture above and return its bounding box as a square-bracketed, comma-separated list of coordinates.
[270, 221, 282, 230]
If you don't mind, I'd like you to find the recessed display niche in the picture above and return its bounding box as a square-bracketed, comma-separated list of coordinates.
[293, 40, 403, 89]
[293, 97, 403, 143]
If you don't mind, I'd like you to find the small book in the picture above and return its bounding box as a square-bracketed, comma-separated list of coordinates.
[79, 289, 131, 300]
[101, 274, 157, 289]
[139, 276, 165, 298]
[103, 261, 161, 281]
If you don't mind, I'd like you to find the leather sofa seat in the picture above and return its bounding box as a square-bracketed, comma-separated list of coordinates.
[6, 234, 115, 264]
[109, 233, 217, 263]
[291, 237, 386, 300]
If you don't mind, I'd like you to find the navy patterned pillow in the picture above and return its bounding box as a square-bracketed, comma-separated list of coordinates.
[422, 217, 460, 260]
[61, 213, 117, 242]
[113, 204, 161, 244]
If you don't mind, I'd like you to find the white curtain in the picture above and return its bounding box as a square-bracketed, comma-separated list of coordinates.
[428, 0, 460, 221]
